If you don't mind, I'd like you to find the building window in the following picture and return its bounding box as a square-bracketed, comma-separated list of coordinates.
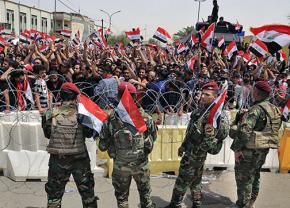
[19, 12, 27, 33]
[6, 9, 15, 33]
[31, 15, 37, 29]
[41, 17, 48, 33]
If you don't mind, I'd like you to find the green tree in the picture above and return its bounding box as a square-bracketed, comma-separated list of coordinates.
[147, 38, 160, 46]
[107, 34, 130, 46]
[174, 26, 195, 40]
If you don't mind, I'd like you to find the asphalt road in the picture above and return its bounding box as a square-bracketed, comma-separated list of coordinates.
[0, 170, 289, 208]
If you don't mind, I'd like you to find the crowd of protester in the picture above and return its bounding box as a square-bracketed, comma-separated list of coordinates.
[0, 32, 289, 124]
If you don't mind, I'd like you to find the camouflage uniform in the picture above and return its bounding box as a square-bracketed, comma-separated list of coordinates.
[230, 100, 281, 208]
[168, 107, 229, 208]
[99, 108, 157, 208]
[42, 102, 98, 208]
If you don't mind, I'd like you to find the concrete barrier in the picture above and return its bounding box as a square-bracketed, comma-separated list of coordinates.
[98, 125, 280, 178]
[0, 111, 98, 181]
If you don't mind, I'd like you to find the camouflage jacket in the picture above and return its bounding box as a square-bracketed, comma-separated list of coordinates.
[181, 106, 228, 157]
[98, 107, 157, 161]
[230, 100, 279, 151]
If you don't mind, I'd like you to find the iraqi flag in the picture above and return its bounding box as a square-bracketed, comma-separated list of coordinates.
[23, 76, 34, 106]
[207, 85, 228, 128]
[105, 28, 112, 36]
[201, 23, 215, 52]
[189, 33, 199, 48]
[0, 26, 6, 35]
[177, 43, 188, 54]
[277, 49, 287, 62]
[125, 28, 141, 40]
[249, 38, 269, 58]
[78, 94, 108, 137]
[116, 88, 147, 133]
[153, 27, 171, 43]
[225, 41, 238, 60]
[60, 29, 72, 38]
[187, 57, 196, 71]
[250, 24, 290, 54]
[218, 35, 225, 49]
[19, 31, 32, 44]
[235, 21, 242, 31]
[39, 44, 48, 53]
[242, 52, 257, 66]
[72, 30, 81, 46]
[0, 36, 5, 52]
[282, 98, 290, 121]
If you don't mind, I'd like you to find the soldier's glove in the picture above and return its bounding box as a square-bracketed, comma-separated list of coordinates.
[178, 146, 185, 157]
[204, 124, 215, 137]
[234, 109, 248, 125]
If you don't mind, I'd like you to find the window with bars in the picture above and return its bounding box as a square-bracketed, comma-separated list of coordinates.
[31, 15, 37, 29]
[41, 17, 48, 33]
[6, 10, 15, 33]
[19, 12, 27, 33]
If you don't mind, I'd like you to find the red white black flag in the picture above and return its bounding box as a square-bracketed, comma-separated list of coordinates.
[116, 88, 147, 133]
[153, 27, 171, 43]
[250, 24, 290, 54]
[78, 94, 108, 137]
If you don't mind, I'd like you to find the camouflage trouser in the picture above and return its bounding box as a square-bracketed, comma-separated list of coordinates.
[45, 153, 98, 208]
[169, 153, 206, 208]
[234, 148, 269, 208]
[112, 159, 155, 208]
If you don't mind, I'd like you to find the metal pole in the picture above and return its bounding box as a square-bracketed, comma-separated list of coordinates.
[54, 0, 56, 34]
[101, 19, 104, 36]
[109, 16, 112, 29]
[197, 1, 201, 23]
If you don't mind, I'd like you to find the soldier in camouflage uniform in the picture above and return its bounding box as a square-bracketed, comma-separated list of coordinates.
[230, 81, 282, 208]
[99, 82, 157, 208]
[165, 82, 229, 208]
[42, 82, 98, 208]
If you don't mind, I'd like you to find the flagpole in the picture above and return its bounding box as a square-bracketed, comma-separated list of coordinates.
[197, 1, 201, 23]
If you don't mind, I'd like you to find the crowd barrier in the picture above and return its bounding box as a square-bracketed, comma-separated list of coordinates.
[0, 111, 285, 180]
[98, 125, 280, 178]
[98, 108, 281, 177]
[279, 127, 290, 173]
[0, 111, 97, 181]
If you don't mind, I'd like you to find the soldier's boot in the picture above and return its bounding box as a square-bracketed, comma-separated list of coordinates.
[191, 200, 201, 208]
[141, 202, 156, 208]
[47, 200, 61, 208]
[118, 201, 129, 208]
[47, 204, 61, 208]
[83, 196, 98, 208]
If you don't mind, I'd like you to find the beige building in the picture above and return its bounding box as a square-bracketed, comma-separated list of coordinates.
[53, 12, 96, 41]
[0, 0, 53, 35]
[0, 0, 96, 40]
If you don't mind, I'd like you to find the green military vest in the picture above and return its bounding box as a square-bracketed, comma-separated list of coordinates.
[246, 101, 282, 149]
[108, 112, 146, 163]
[47, 105, 86, 155]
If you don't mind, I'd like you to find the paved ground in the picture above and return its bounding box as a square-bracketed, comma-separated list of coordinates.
[0, 170, 289, 208]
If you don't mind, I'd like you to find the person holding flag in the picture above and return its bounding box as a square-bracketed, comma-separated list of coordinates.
[42, 82, 99, 208]
[165, 81, 229, 208]
[99, 82, 157, 208]
[230, 81, 282, 208]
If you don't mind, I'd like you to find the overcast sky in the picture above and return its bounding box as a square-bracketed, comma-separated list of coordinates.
[18, 0, 290, 39]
